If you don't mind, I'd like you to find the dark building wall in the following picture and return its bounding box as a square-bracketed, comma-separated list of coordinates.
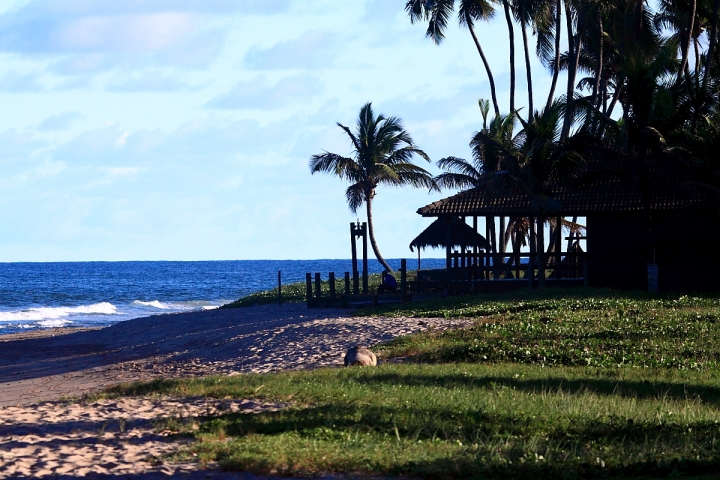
[587, 213, 649, 291]
[587, 210, 720, 293]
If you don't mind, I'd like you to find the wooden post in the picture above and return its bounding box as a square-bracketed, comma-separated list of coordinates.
[485, 217, 492, 279]
[314, 272, 321, 299]
[473, 216, 478, 271]
[538, 217, 545, 289]
[278, 270, 282, 306]
[344, 271, 350, 295]
[555, 216, 562, 279]
[353, 270, 359, 295]
[306, 273, 313, 308]
[527, 262, 533, 290]
[350, 222, 358, 295]
[362, 222, 369, 294]
[400, 259, 407, 303]
[499, 216, 506, 278]
[529, 215, 536, 288]
[445, 216, 452, 286]
[329, 272, 336, 297]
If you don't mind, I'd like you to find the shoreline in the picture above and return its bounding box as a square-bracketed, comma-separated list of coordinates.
[0, 326, 104, 342]
[0, 303, 472, 478]
[0, 303, 472, 407]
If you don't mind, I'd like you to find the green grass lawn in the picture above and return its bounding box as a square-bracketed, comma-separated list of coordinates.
[103, 288, 720, 479]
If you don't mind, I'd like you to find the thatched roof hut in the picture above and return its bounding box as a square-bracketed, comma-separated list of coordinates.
[409, 217, 490, 252]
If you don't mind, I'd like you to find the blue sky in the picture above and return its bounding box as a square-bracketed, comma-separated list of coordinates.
[0, 0, 560, 261]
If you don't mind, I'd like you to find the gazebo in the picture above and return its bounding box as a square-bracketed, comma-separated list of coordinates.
[409, 216, 490, 270]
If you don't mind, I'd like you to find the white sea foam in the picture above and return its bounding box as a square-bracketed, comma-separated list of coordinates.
[132, 300, 170, 309]
[0, 302, 118, 322]
[37, 319, 72, 328]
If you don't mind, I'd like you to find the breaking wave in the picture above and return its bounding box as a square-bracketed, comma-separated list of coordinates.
[0, 302, 118, 322]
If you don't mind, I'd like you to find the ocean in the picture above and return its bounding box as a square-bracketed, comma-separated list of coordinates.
[0, 259, 446, 335]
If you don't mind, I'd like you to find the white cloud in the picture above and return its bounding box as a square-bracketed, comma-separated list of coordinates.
[244, 32, 338, 70]
[35, 160, 66, 177]
[108, 166, 138, 176]
[53, 13, 198, 52]
[105, 72, 191, 92]
[0, 71, 43, 91]
[205, 75, 324, 109]
[38, 111, 83, 131]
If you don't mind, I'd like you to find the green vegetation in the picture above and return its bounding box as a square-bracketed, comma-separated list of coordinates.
[371, 290, 720, 370]
[107, 289, 720, 478]
[108, 364, 720, 479]
[222, 273, 385, 308]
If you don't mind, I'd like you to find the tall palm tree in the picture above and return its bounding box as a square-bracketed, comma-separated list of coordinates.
[406, 0, 501, 116]
[309, 103, 435, 272]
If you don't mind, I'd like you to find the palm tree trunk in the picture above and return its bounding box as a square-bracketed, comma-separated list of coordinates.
[561, 0, 579, 141]
[467, 20, 501, 117]
[537, 216, 545, 288]
[592, 13, 604, 110]
[521, 21, 534, 119]
[365, 195, 393, 273]
[678, 0, 697, 84]
[503, 0, 517, 114]
[607, 79, 624, 118]
[546, 0, 562, 111]
[703, 0, 720, 92]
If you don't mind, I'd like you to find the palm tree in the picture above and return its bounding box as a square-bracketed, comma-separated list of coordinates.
[436, 100, 586, 274]
[406, 0, 501, 116]
[309, 103, 435, 272]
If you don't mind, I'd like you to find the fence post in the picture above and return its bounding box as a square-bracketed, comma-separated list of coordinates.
[353, 270, 359, 295]
[527, 261, 533, 290]
[278, 270, 282, 306]
[329, 272, 336, 297]
[314, 272, 321, 300]
[344, 271, 350, 295]
[400, 259, 407, 302]
[306, 273, 312, 308]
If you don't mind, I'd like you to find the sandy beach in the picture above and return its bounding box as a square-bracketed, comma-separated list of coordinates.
[0, 303, 472, 478]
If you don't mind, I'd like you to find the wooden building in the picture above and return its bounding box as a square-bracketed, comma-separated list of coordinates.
[416, 156, 717, 293]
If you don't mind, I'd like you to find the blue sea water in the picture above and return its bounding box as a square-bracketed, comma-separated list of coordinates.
[0, 259, 446, 335]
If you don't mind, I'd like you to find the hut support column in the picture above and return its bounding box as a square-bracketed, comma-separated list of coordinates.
[499, 216, 506, 278]
[529, 215, 536, 288]
[445, 216, 452, 286]
[538, 217, 545, 289]
[485, 217, 491, 279]
[555, 216, 562, 279]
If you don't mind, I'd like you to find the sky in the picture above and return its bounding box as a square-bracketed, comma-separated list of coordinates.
[0, 0, 562, 262]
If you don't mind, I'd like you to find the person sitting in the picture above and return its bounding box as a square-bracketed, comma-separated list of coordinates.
[377, 271, 397, 293]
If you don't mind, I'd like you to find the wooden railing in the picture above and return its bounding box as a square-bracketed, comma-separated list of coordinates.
[305, 260, 409, 308]
[447, 251, 587, 288]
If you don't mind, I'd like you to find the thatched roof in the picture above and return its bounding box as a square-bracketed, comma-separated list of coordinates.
[418, 156, 707, 217]
[409, 217, 490, 252]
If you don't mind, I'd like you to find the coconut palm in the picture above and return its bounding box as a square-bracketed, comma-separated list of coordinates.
[436, 100, 586, 271]
[406, 0, 501, 116]
[309, 103, 435, 273]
